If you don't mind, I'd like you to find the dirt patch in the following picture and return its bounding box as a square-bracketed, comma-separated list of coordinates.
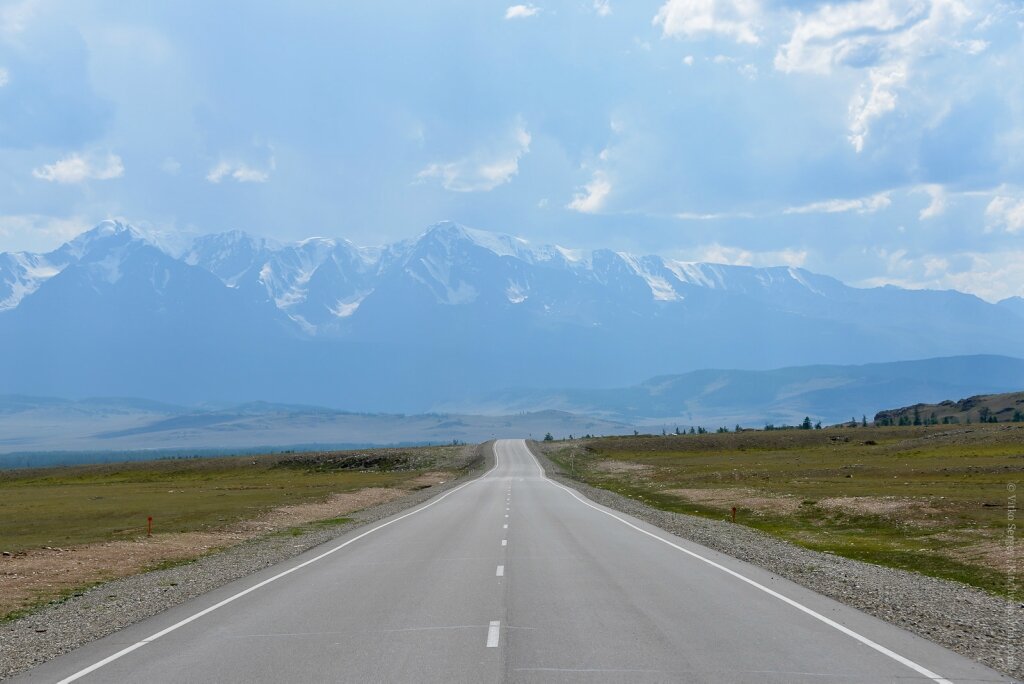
[591, 460, 654, 475]
[939, 536, 1023, 574]
[815, 496, 945, 525]
[0, 485, 421, 618]
[663, 487, 801, 516]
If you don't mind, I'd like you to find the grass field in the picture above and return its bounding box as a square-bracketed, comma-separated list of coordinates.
[0, 445, 475, 554]
[543, 424, 1022, 597]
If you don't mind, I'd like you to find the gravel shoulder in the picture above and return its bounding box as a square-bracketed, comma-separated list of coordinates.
[530, 441, 1023, 681]
[0, 443, 493, 680]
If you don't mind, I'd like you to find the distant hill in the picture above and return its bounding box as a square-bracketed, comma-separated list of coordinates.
[0, 397, 632, 467]
[455, 355, 1024, 427]
[875, 391, 1024, 426]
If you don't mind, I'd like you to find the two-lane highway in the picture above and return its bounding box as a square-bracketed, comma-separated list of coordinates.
[15, 440, 1010, 683]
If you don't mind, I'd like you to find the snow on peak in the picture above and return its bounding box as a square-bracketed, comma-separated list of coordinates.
[419, 221, 534, 260]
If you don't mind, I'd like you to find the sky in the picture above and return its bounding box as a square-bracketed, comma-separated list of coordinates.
[0, 0, 1022, 301]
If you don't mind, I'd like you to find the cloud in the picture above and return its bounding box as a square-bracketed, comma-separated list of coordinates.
[654, 0, 760, 45]
[985, 195, 1024, 233]
[861, 247, 1024, 302]
[683, 55, 694, 66]
[0, 67, 8, 87]
[505, 5, 540, 19]
[206, 157, 274, 184]
[678, 243, 808, 268]
[774, 0, 975, 152]
[32, 152, 124, 183]
[918, 184, 948, 220]
[417, 122, 531, 192]
[0, 213, 91, 252]
[848, 63, 907, 153]
[566, 170, 612, 213]
[784, 191, 891, 215]
[593, 0, 612, 17]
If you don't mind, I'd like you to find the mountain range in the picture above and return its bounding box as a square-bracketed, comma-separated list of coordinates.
[2, 220, 1023, 412]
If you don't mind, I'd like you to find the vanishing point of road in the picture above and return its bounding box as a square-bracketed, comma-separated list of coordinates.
[14, 440, 1011, 683]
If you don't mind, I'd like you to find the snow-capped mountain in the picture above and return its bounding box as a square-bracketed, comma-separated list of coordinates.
[1, 220, 1022, 411]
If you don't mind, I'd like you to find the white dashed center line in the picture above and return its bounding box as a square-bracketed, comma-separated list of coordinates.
[487, 621, 500, 647]
[496, 565, 505, 576]
[501, 539, 507, 546]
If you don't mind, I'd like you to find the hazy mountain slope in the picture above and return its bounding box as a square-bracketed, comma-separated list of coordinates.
[462, 355, 1024, 427]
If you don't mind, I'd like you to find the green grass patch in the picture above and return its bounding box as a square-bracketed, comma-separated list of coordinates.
[545, 425, 1022, 598]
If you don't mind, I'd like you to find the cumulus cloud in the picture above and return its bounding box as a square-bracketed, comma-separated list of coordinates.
[784, 191, 891, 215]
[567, 170, 612, 213]
[505, 4, 540, 19]
[32, 152, 124, 183]
[774, 0, 976, 152]
[593, 0, 612, 17]
[206, 157, 274, 184]
[654, 0, 761, 45]
[417, 121, 531, 192]
[0, 67, 8, 87]
[985, 195, 1024, 233]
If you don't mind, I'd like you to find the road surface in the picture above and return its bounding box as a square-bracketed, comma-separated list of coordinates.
[14, 439, 1010, 683]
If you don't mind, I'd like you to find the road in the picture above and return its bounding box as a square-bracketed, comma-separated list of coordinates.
[14, 439, 1010, 683]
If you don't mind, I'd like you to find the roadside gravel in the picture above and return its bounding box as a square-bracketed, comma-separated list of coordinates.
[531, 442, 1023, 681]
[0, 443, 493, 681]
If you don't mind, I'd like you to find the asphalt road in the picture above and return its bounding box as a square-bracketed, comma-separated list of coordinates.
[14, 439, 1011, 683]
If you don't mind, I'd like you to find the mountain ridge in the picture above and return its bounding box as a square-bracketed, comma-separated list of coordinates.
[1, 220, 1023, 411]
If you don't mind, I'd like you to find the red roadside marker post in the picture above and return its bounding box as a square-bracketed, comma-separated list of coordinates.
[731, 507, 737, 523]
[147, 516, 153, 537]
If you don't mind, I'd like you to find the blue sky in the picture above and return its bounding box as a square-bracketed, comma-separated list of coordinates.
[1, 0, 1022, 300]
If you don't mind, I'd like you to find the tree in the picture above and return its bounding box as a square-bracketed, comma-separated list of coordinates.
[801, 416, 813, 430]
[978, 406, 991, 423]
[543, 432, 554, 442]
[675, 426, 681, 435]
[862, 415, 868, 427]
[735, 424, 742, 433]
[814, 421, 822, 429]
[689, 427, 696, 435]
[913, 407, 922, 426]
[1013, 409, 1024, 423]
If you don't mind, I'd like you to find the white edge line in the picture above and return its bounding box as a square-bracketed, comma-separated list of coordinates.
[57, 457, 500, 684]
[487, 620, 501, 647]
[519, 441, 954, 684]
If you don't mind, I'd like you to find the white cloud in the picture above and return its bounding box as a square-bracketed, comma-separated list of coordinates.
[784, 191, 891, 215]
[0, 67, 8, 87]
[848, 63, 906, 153]
[0, 214, 91, 252]
[861, 248, 1024, 301]
[505, 4, 540, 19]
[32, 152, 124, 184]
[918, 184, 948, 220]
[417, 122, 531, 192]
[567, 170, 612, 213]
[593, 0, 612, 17]
[774, 0, 975, 152]
[985, 195, 1024, 233]
[206, 157, 274, 184]
[683, 55, 695, 66]
[678, 243, 808, 268]
[654, 0, 761, 45]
